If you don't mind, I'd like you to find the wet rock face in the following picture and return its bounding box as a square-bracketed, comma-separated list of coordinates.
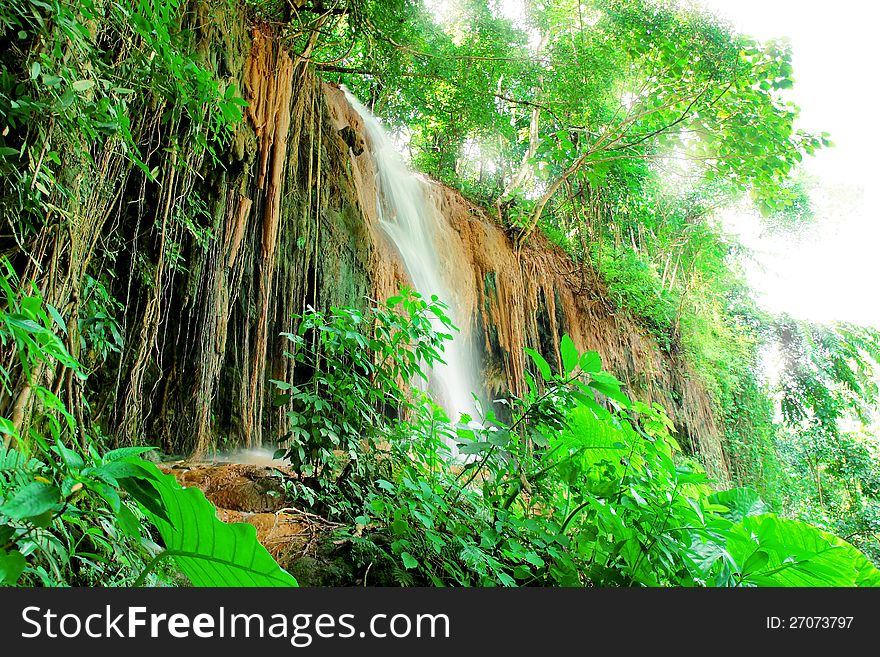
[338, 125, 364, 156]
[117, 38, 376, 455]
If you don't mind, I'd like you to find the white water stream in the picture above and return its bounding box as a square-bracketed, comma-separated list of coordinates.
[341, 87, 479, 428]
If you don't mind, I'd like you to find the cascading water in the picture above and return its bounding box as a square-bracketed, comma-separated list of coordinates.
[341, 87, 480, 428]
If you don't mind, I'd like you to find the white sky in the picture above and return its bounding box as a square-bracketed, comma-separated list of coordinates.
[699, 0, 880, 329]
[427, 0, 880, 329]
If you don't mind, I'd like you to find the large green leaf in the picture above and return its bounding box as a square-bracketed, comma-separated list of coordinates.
[588, 372, 631, 408]
[524, 347, 553, 381]
[727, 514, 880, 587]
[120, 459, 298, 587]
[579, 351, 601, 373]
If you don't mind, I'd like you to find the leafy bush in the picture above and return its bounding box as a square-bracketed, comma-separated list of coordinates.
[0, 441, 299, 587]
[594, 245, 677, 346]
[272, 288, 456, 517]
[285, 295, 880, 587]
[0, 442, 162, 586]
[0, 263, 159, 585]
[768, 318, 880, 564]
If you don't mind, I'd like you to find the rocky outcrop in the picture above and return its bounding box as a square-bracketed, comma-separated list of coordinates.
[325, 85, 728, 482]
[32, 10, 726, 482]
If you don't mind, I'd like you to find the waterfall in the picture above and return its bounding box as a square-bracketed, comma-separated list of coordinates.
[340, 87, 479, 428]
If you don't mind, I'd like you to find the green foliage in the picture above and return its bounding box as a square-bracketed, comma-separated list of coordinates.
[0, 438, 298, 587]
[273, 288, 456, 517]
[775, 318, 880, 431]
[757, 175, 816, 235]
[292, 294, 880, 587]
[594, 245, 677, 345]
[78, 274, 125, 368]
[0, 259, 81, 400]
[765, 317, 880, 565]
[0, 0, 246, 234]
[0, 263, 294, 587]
[720, 513, 880, 587]
[322, 0, 826, 239]
[0, 441, 165, 586]
[0, 265, 160, 585]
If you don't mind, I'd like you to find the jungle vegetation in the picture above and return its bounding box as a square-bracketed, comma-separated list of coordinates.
[1, 0, 879, 587]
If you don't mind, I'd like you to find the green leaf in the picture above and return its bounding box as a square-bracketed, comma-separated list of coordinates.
[560, 335, 579, 375]
[125, 459, 298, 586]
[401, 552, 419, 569]
[29, 510, 55, 529]
[72, 79, 96, 92]
[709, 488, 769, 523]
[457, 441, 493, 454]
[45, 304, 67, 333]
[579, 351, 601, 373]
[524, 551, 545, 567]
[4, 315, 44, 335]
[742, 549, 769, 575]
[0, 549, 26, 585]
[0, 482, 61, 520]
[99, 460, 159, 484]
[117, 476, 170, 524]
[273, 393, 291, 407]
[556, 406, 627, 476]
[486, 429, 511, 449]
[588, 378, 630, 408]
[524, 347, 553, 381]
[729, 514, 880, 587]
[92, 482, 120, 513]
[55, 445, 84, 470]
[572, 390, 608, 419]
[115, 505, 140, 539]
[0, 445, 41, 472]
[103, 446, 156, 462]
